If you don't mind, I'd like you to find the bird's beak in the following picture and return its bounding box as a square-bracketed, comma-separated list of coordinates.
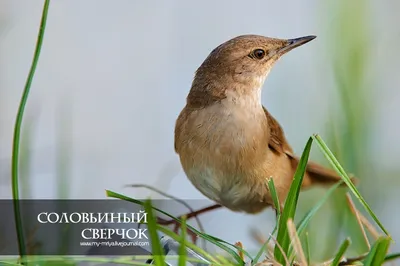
[277, 35, 316, 55]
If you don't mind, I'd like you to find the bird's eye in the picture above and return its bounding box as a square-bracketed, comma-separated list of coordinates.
[251, 49, 266, 59]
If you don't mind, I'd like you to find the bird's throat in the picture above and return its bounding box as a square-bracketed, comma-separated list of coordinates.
[224, 85, 263, 110]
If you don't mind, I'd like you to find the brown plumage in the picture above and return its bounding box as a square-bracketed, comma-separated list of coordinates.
[169, 35, 355, 227]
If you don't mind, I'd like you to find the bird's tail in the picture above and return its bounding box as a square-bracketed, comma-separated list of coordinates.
[290, 156, 358, 189]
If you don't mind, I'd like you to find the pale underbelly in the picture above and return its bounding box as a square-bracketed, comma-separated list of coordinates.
[185, 166, 274, 214]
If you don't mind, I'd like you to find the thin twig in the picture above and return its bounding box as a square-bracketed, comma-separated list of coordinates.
[320, 252, 369, 266]
[124, 183, 206, 245]
[338, 253, 368, 265]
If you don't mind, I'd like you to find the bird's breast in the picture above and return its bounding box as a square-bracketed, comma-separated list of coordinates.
[175, 101, 272, 212]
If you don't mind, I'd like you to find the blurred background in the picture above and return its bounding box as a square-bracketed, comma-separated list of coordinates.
[0, 0, 399, 263]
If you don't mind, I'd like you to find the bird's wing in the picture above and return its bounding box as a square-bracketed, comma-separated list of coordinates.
[262, 106, 353, 186]
[262, 106, 294, 156]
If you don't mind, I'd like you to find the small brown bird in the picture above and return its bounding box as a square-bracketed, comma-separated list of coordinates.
[160, 34, 351, 237]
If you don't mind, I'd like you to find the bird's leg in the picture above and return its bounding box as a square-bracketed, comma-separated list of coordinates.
[157, 204, 222, 243]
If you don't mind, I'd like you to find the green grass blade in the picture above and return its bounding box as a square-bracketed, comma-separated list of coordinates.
[215, 255, 235, 265]
[274, 137, 313, 264]
[106, 190, 245, 264]
[253, 179, 280, 264]
[267, 178, 281, 216]
[363, 236, 391, 266]
[143, 199, 165, 266]
[313, 134, 390, 236]
[202, 234, 251, 261]
[156, 225, 220, 265]
[384, 252, 400, 262]
[11, 0, 51, 260]
[178, 216, 187, 266]
[252, 225, 277, 265]
[290, 180, 342, 260]
[304, 232, 310, 266]
[8, 255, 162, 265]
[296, 181, 343, 237]
[331, 237, 351, 266]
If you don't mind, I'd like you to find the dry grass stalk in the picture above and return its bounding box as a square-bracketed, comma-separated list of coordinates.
[287, 219, 307, 266]
[345, 192, 370, 249]
[235, 241, 245, 261]
[269, 233, 290, 266]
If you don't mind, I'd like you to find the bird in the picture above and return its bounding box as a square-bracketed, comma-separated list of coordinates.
[159, 34, 354, 240]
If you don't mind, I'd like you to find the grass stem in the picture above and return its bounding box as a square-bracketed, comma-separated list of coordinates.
[11, 0, 51, 261]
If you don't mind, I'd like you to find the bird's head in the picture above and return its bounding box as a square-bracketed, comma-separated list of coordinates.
[188, 34, 316, 107]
